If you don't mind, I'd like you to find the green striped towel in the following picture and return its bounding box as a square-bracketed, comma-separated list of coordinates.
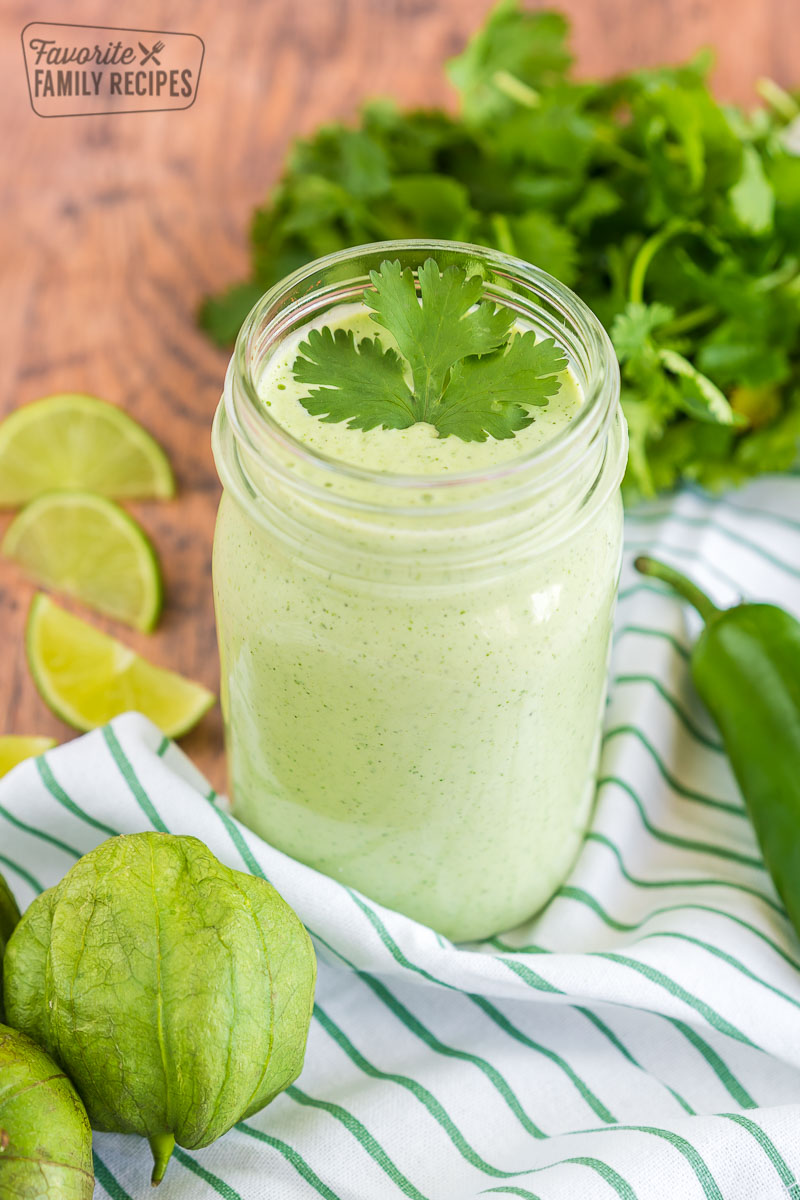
[2, 479, 800, 1200]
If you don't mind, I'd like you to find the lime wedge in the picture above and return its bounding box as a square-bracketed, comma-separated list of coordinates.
[0, 393, 175, 508]
[26, 595, 215, 737]
[3, 491, 164, 632]
[0, 736, 57, 778]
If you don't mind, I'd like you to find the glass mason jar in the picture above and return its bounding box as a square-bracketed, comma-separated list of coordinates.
[212, 240, 626, 942]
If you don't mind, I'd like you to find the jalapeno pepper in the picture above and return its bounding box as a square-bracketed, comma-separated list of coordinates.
[634, 555, 800, 936]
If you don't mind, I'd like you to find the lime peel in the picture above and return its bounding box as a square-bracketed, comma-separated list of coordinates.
[26, 595, 215, 738]
[0, 736, 58, 778]
[0, 393, 175, 508]
[3, 491, 164, 632]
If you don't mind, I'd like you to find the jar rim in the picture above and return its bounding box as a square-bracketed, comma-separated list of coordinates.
[228, 238, 620, 498]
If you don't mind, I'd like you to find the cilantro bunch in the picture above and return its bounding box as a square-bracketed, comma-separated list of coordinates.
[292, 258, 566, 441]
[200, 0, 800, 497]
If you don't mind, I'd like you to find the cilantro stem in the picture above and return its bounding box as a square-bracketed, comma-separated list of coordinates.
[754, 257, 799, 292]
[659, 304, 717, 337]
[629, 223, 680, 305]
[629, 219, 700, 305]
[489, 213, 517, 257]
[592, 128, 648, 175]
[756, 77, 799, 122]
[492, 70, 541, 108]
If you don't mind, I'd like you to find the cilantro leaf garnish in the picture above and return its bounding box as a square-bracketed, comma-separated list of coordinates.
[365, 259, 516, 420]
[292, 258, 566, 442]
[292, 327, 415, 432]
[435, 331, 567, 440]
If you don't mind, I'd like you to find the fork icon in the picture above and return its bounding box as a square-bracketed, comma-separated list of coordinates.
[138, 39, 165, 66]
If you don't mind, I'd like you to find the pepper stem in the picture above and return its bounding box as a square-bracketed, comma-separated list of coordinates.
[149, 1133, 175, 1187]
[634, 556, 719, 624]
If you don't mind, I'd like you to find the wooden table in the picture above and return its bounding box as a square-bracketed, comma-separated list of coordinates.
[0, 0, 793, 791]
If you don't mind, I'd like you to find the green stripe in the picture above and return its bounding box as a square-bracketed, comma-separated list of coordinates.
[690, 487, 800, 535]
[642, 930, 800, 1012]
[613, 622, 690, 660]
[498, 934, 756, 1053]
[288, 1085, 431, 1200]
[203, 802, 283, 906]
[315, 1002, 517, 1178]
[36, 757, 119, 838]
[574, 1008, 640, 1071]
[335, 894, 623, 1136]
[575, 1008, 695, 1115]
[495, 934, 756, 1110]
[92, 1151, 134, 1200]
[496, 958, 563, 994]
[213, 804, 264, 877]
[355, 969, 546, 1139]
[347, 890, 462, 993]
[587, 1125, 723, 1200]
[684, 481, 800, 530]
[483, 1188, 542, 1199]
[597, 775, 764, 869]
[352, 888, 561, 994]
[156, 735, 170, 757]
[311, 916, 623, 1152]
[720, 1113, 800, 1196]
[468, 995, 616, 1125]
[489, 940, 546, 957]
[102, 726, 168, 832]
[602, 726, 743, 816]
[0, 850, 44, 896]
[172, 1146, 243, 1199]
[541, 1159, 635, 1200]
[237, 1122, 342, 1200]
[625, 509, 800, 580]
[611, 674, 724, 752]
[584, 831, 783, 916]
[550, 885, 799, 976]
[666, 1020, 756, 1108]
[618, 580, 676, 604]
[0, 800, 81, 859]
[484, 1155, 638, 1200]
[595, 952, 754, 1048]
[309, 927, 548, 1142]
[260, 911, 549, 1186]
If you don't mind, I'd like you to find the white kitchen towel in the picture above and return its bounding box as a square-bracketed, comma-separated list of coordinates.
[2, 477, 800, 1200]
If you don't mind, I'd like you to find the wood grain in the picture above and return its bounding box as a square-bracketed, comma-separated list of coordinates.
[0, 0, 795, 791]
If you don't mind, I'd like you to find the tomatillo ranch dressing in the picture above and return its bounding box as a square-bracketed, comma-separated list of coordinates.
[212, 241, 627, 941]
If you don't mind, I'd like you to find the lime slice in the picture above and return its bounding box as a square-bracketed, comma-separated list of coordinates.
[26, 595, 215, 737]
[0, 393, 175, 508]
[3, 491, 164, 632]
[0, 736, 57, 778]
